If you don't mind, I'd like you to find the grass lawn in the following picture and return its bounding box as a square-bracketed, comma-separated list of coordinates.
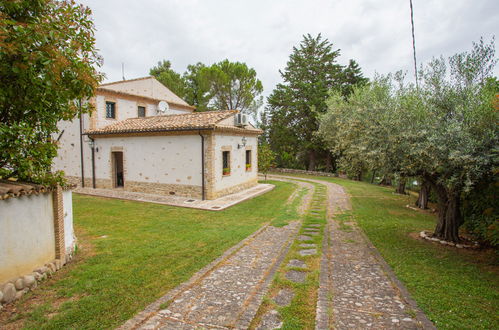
[271, 172, 499, 329]
[0, 180, 297, 330]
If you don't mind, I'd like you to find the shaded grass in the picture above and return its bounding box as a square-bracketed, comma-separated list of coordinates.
[270, 172, 499, 329]
[1, 181, 296, 330]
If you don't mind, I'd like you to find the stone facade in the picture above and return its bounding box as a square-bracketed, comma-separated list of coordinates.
[124, 180, 202, 199]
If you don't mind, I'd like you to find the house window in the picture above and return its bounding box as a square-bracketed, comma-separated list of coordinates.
[245, 150, 252, 171]
[106, 101, 116, 119]
[222, 151, 230, 176]
[138, 106, 146, 118]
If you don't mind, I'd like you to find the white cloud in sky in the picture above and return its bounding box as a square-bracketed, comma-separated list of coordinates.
[79, 0, 499, 102]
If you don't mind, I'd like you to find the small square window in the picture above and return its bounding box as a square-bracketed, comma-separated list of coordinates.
[245, 150, 252, 171]
[138, 106, 146, 118]
[106, 101, 116, 119]
[222, 151, 230, 175]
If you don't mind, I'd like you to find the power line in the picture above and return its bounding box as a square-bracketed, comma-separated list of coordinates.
[409, 0, 419, 89]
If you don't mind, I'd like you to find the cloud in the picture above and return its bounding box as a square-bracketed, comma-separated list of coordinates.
[79, 0, 499, 102]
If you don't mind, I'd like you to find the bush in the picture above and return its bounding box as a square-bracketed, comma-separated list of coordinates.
[462, 174, 499, 248]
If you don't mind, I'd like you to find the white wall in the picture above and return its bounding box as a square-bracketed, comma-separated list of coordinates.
[214, 134, 258, 191]
[0, 194, 56, 283]
[52, 114, 92, 180]
[93, 135, 203, 186]
[93, 95, 190, 129]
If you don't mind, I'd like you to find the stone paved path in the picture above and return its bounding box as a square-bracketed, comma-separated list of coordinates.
[268, 175, 435, 329]
[120, 179, 314, 330]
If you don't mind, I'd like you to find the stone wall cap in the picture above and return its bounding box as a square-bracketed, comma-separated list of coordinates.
[0, 181, 72, 201]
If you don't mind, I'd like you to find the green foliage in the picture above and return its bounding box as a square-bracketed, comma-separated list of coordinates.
[462, 174, 499, 248]
[150, 60, 187, 99]
[183, 62, 212, 111]
[263, 34, 367, 170]
[319, 37, 498, 242]
[203, 59, 263, 117]
[0, 0, 103, 185]
[258, 144, 276, 179]
[150, 59, 263, 115]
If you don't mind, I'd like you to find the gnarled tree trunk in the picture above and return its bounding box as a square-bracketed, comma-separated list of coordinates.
[430, 180, 462, 242]
[415, 179, 429, 209]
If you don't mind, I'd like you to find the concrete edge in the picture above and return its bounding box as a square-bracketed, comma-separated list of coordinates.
[212, 184, 275, 211]
[75, 184, 275, 212]
[117, 223, 271, 330]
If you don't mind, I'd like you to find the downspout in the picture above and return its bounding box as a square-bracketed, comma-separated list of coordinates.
[198, 130, 205, 201]
[89, 136, 96, 189]
[79, 110, 85, 187]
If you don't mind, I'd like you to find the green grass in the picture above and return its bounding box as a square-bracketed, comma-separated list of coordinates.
[270, 172, 499, 329]
[2, 180, 297, 330]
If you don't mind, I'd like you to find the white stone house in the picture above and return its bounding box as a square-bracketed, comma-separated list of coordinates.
[53, 77, 262, 200]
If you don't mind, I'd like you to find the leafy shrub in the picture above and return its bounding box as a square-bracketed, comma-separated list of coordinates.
[462, 174, 499, 248]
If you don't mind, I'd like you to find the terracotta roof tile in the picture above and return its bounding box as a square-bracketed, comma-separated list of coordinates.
[86, 110, 261, 135]
[0, 181, 50, 200]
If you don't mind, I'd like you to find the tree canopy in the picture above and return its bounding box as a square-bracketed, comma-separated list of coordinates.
[319, 38, 498, 242]
[0, 0, 102, 184]
[261, 34, 368, 171]
[150, 59, 263, 115]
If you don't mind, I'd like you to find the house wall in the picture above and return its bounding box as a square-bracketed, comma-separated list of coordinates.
[0, 194, 55, 283]
[92, 95, 161, 129]
[92, 135, 203, 197]
[53, 114, 93, 182]
[212, 134, 258, 197]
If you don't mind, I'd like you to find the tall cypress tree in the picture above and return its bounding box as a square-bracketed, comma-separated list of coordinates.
[265, 34, 367, 170]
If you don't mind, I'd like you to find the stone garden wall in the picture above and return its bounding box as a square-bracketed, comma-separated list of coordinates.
[270, 168, 345, 178]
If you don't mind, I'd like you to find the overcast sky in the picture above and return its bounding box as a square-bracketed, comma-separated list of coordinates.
[79, 0, 498, 102]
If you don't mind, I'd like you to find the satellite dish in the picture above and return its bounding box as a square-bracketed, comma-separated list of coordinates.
[157, 101, 169, 114]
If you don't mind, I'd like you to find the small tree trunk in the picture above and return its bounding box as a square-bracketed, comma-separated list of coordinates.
[325, 152, 332, 172]
[355, 170, 363, 181]
[380, 175, 392, 186]
[307, 150, 317, 171]
[370, 170, 376, 184]
[395, 178, 406, 194]
[415, 180, 429, 209]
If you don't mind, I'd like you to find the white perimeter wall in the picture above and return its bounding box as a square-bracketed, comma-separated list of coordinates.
[93, 135, 202, 186]
[0, 194, 56, 283]
[214, 135, 258, 191]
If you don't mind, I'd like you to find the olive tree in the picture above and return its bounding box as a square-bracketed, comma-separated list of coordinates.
[0, 0, 102, 184]
[320, 38, 498, 242]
